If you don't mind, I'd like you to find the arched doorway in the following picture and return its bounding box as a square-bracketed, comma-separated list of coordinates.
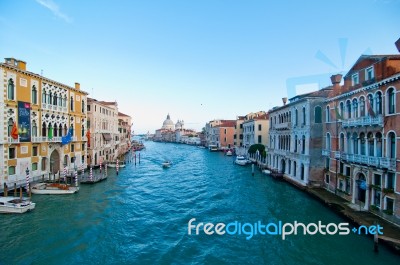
[50, 149, 60, 174]
[281, 159, 286, 174]
[357, 173, 366, 203]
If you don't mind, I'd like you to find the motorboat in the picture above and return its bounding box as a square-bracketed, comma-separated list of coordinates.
[0, 197, 36, 213]
[162, 161, 172, 168]
[208, 145, 218, 152]
[107, 161, 126, 168]
[262, 169, 271, 175]
[31, 183, 79, 195]
[226, 150, 233, 156]
[235, 156, 248, 166]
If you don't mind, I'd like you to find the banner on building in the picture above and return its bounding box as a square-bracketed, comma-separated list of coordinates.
[18, 101, 31, 142]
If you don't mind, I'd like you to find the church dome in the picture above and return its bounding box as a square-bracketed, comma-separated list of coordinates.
[162, 114, 175, 130]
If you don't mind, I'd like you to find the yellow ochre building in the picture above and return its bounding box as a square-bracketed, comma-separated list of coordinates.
[0, 58, 88, 191]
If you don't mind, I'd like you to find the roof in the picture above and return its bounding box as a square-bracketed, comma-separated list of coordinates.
[118, 112, 130, 117]
[344, 54, 400, 78]
[215, 121, 236, 127]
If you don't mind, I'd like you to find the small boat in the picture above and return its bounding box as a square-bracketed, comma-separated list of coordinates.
[235, 156, 248, 166]
[162, 161, 172, 168]
[0, 197, 36, 214]
[262, 169, 271, 175]
[80, 173, 108, 184]
[226, 150, 233, 156]
[31, 183, 79, 195]
[208, 145, 218, 152]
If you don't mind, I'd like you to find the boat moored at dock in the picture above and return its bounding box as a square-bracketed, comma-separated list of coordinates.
[31, 183, 79, 195]
[0, 197, 36, 213]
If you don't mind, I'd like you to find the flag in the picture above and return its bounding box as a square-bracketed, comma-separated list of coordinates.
[366, 97, 376, 117]
[11, 122, 19, 139]
[86, 130, 91, 147]
[61, 127, 73, 145]
[48, 126, 53, 140]
[335, 105, 342, 120]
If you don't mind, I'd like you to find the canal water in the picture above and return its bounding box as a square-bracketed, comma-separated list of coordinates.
[0, 141, 399, 264]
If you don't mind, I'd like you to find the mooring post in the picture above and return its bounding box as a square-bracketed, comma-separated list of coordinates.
[4, 183, 8, 197]
[374, 222, 379, 253]
[252, 164, 255, 176]
[14, 183, 17, 197]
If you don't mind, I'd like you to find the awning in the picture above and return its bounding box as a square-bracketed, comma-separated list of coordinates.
[102, 133, 112, 141]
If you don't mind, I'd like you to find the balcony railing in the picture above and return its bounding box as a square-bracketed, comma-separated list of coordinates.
[32, 136, 62, 143]
[41, 103, 68, 113]
[340, 152, 396, 171]
[273, 122, 291, 130]
[8, 137, 20, 143]
[342, 115, 383, 128]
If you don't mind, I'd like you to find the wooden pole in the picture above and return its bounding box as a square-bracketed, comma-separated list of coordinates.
[252, 164, 255, 176]
[19, 187, 22, 199]
[4, 183, 8, 197]
[14, 183, 17, 197]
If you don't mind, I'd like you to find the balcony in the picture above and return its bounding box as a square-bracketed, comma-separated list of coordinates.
[342, 115, 383, 128]
[8, 137, 20, 143]
[274, 122, 291, 130]
[340, 152, 396, 171]
[32, 136, 62, 143]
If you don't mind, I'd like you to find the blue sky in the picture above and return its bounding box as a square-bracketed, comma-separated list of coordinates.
[1, 0, 399, 133]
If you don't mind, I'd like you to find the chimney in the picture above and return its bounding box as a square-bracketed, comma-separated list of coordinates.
[331, 74, 342, 96]
[4, 58, 26, 71]
[282, 97, 287, 105]
[395, 38, 400, 53]
[75, 82, 80, 90]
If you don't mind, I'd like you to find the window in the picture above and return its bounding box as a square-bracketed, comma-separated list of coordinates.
[387, 87, 395, 114]
[346, 178, 351, 194]
[351, 73, 359, 86]
[82, 100, 85, 113]
[386, 172, 395, 189]
[302, 107, 306, 125]
[375, 91, 382, 115]
[71, 144, 75, 152]
[70, 96, 74, 111]
[42, 122, 47, 137]
[346, 100, 351, 119]
[9, 147, 16, 159]
[42, 91, 47, 104]
[294, 135, 298, 153]
[326, 133, 331, 150]
[7, 119, 13, 137]
[359, 97, 365, 117]
[339, 102, 344, 118]
[302, 135, 306, 154]
[7, 78, 15, 100]
[339, 133, 345, 152]
[293, 161, 297, 177]
[87, 105, 91, 111]
[360, 132, 366, 156]
[366, 67, 374, 80]
[373, 189, 381, 207]
[33, 146, 38, 156]
[385, 197, 394, 214]
[314, 106, 322, 123]
[82, 143, 85, 151]
[325, 106, 330, 122]
[388, 132, 396, 159]
[41, 157, 47, 171]
[367, 94, 374, 116]
[300, 164, 305, 180]
[325, 157, 330, 170]
[8, 166, 16, 175]
[32, 162, 38, 171]
[352, 98, 358, 118]
[258, 124, 262, 131]
[325, 174, 330, 184]
[32, 121, 37, 137]
[258, 135, 262, 144]
[295, 109, 298, 126]
[32, 85, 38, 104]
[374, 174, 381, 187]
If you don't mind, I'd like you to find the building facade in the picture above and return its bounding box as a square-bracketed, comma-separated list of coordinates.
[267, 89, 331, 186]
[242, 112, 269, 149]
[87, 98, 119, 166]
[118, 112, 132, 156]
[1, 58, 88, 190]
[323, 55, 400, 220]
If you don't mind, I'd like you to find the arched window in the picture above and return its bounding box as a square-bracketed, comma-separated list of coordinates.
[302, 107, 306, 125]
[352, 98, 358, 118]
[300, 164, 305, 180]
[42, 122, 47, 137]
[293, 161, 297, 177]
[315, 106, 322, 123]
[294, 135, 298, 152]
[346, 132, 351, 154]
[32, 85, 38, 104]
[82, 125, 85, 137]
[59, 124, 62, 137]
[54, 123, 58, 137]
[49, 92, 53, 105]
[375, 91, 382, 115]
[53, 93, 58, 106]
[339, 102, 344, 118]
[7, 118, 13, 136]
[326, 133, 331, 150]
[63, 124, 67, 136]
[325, 106, 330, 122]
[48, 124, 53, 137]
[360, 132, 366, 155]
[340, 133, 345, 152]
[387, 87, 395, 114]
[367, 94, 374, 116]
[71, 124, 74, 136]
[376, 132, 383, 157]
[359, 97, 365, 117]
[302, 135, 306, 154]
[352, 132, 358, 154]
[367, 132, 374, 156]
[346, 100, 352, 119]
[63, 95, 67, 108]
[295, 109, 298, 126]
[388, 132, 396, 159]
[7, 79, 14, 100]
[32, 121, 37, 137]
[82, 100, 85, 113]
[42, 90, 46, 104]
[70, 96, 74, 111]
